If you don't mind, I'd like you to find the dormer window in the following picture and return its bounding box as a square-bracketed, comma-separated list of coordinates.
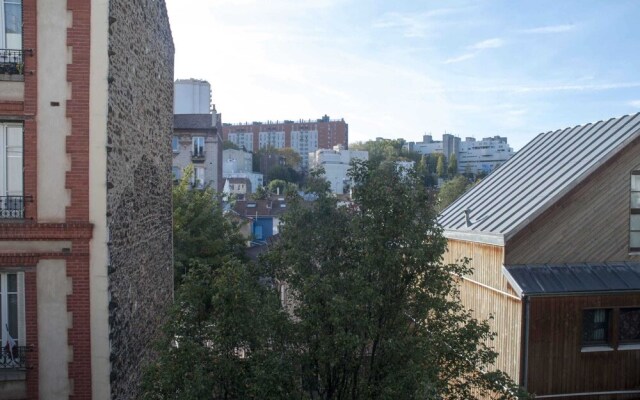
[630, 172, 640, 252]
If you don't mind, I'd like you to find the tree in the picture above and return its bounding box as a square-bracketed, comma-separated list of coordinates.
[266, 164, 300, 184]
[448, 153, 458, 176]
[267, 179, 298, 196]
[141, 260, 298, 400]
[436, 153, 447, 178]
[438, 175, 471, 213]
[265, 160, 527, 399]
[223, 140, 240, 150]
[172, 165, 246, 285]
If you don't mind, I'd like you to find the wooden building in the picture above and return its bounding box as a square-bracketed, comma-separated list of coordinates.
[439, 113, 640, 399]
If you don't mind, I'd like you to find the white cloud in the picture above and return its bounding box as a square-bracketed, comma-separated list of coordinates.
[519, 24, 575, 34]
[629, 100, 640, 108]
[470, 38, 505, 50]
[444, 38, 504, 64]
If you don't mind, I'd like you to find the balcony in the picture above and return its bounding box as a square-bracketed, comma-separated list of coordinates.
[0, 196, 32, 219]
[191, 149, 205, 163]
[0, 346, 28, 370]
[0, 49, 31, 80]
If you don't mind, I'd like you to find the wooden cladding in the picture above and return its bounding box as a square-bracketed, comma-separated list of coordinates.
[526, 294, 640, 397]
[506, 137, 640, 264]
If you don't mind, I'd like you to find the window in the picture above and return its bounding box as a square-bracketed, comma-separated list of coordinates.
[619, 308, 640, 344]
[172, 166, 181, 180]
[0, 271, 25, 368]
[0, 123, 22, 218]
[631, 172, 640, 252]
[0, 0, 23, 76]
[583, 309, 611, 346]
[172, 136, 179, 153]
[191, 166, 205, 188]
[192, 137, 205, 157]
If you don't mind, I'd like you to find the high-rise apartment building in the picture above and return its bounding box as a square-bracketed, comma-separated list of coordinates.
[0, 1, 174, 399]
[223, 115, 348, 168]
[406, 134, 514, 174]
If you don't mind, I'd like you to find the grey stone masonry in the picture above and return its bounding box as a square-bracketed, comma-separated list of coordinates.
[106, 1, 174, 399]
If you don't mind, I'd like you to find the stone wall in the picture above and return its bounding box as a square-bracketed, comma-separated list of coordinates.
[106, 1, 174, 399]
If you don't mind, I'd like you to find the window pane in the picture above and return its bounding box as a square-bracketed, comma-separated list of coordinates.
[7, 273, 16, 292]
[620, 308, 640, 342]
[631, 215, 640, 230]
[172, 137, 179, 152]
[583, 309, 610, 344]
[632, 175, 640, 191]
[8, 293, 17, 341]
[632, 193, 640, 208]
[631, 232, 640, 249]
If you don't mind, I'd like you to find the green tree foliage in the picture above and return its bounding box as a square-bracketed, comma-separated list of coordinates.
[438, 175, 471, 213]
[172, 165, 246, 285]
[304, 167, 331, 195]
[436, 154, 447, 178]
[223, 140, 240, 150]
[267, 179, 298, 196]
[350, 139, 421, 167]
[266, 160, 528, 399]
[141, 260, 298, 400]
[266, 164, 300, 185]
[448, 154, 458, 177]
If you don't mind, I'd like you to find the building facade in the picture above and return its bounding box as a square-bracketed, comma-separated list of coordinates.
[407, 134, 514, 174]
[223, 115, 348, 168]
[308, 145, 368, 195]
[0, 1, 174, 399]
[439, 114, 640, 399]
[173, 80, 223, 192]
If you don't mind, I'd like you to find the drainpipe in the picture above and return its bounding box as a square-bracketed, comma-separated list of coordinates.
[523, 296, 531, 390]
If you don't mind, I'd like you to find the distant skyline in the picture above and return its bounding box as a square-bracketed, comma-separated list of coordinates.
[165, 0, 640, 150]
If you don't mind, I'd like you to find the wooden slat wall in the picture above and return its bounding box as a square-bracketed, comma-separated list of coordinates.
[444, 239, 523, 381]
[459, 279, 522, 380]
[506, 137, 640, 264]
[527, 294, 640, 398]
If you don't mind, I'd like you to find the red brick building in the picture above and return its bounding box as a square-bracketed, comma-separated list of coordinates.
[0, 1, 174, 399]
[222, 115, 348, 168]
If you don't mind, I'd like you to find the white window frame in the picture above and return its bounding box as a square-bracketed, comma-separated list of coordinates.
[1, 0, 22, 50]
[0, 271, 26, 349]
[192, 136, 205, 157]
[0, 123, 23, 198]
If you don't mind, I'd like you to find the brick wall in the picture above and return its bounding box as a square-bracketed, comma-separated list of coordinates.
[105, 1, 174, 399]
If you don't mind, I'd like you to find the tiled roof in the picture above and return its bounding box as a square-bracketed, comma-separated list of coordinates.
[503, 262, 640, 297]
[439, 113, 640, 244]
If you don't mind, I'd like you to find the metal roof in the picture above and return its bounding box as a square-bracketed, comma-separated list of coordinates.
[438, 113, 640, 244]
[503, 262, 640, 297]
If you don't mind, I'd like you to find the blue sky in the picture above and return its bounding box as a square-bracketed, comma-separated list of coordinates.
[165, 0, 640, 150]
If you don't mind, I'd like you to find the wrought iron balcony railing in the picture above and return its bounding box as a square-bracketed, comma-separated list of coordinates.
[0, 346, 28, 369]
[191, 149, 205, 161]
[0, 195, 32, 219]
[0, 49, 29, 75]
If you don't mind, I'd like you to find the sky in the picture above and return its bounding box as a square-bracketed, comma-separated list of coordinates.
[165, 0, 640, 150]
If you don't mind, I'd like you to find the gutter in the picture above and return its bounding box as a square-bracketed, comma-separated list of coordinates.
[534, 390, 640, 398]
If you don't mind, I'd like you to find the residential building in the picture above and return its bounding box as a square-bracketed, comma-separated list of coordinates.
[173, 80, 223, 191]
[224, 177, 252, 199]
[223, 115, 348, 168]
[439, 113, 640, 398]
[223, 148, 253, 174]
[309, 145, 368, 194]
[223, 173, 263, 195]
[232, 199, 288, 242]
[407, 134, 514, 174]
[0, 1, 174, 399]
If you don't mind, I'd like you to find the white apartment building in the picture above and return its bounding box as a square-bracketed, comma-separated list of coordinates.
[258, 131, 285, 149]
[309, 145, 368, 194]
[227, 132, 254, 152]
[291, 129, 318, 168]
[406, 134, 514, 174]
[223, 149, 253, 174]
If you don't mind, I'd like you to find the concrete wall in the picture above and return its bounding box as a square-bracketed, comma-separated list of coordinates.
[106, 1, 174, 399]
[37, 260, 70, 400]
[36, 0, 70, 221]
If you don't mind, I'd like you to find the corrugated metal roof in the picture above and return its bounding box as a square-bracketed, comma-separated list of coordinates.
[439, 113, 640, 243]
[503, 262, 640, 297]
